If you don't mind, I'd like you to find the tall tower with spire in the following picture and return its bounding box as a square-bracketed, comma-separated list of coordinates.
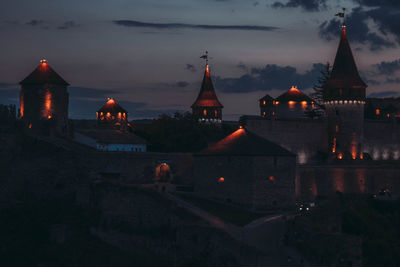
[19, 59, 70, 136]
[323, 23, 367, 160]
[191, 52, 223, 123]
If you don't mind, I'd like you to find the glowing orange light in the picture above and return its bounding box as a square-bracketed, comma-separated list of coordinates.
[28, 123, 32, 129]
[218, 177, 225, 183]
[274, 101, 279, 105]
[268, 176, 275, 181]
[118, 112, 122, 119]
[301, 101, 307, 108]
[352, 152, 356, 160]
[42, 91, 51, 118]
[106, 112, 111, 118]
[263, 111, 266, 117]
[360, 152, 364, 160]
[335, 125, 339, 133]
[203, 109, 207, 116]
[263, 100, 266, 105]
[338, 153, 343, 160]
[40, 59, 47, 64]
[20, 97, 24, 118]
[239, 125, 243, 129]
[332, 137, 336, 153]
[386, 113, 390, 118]
[47, 115, 52, 119]
[107, 98, 115, 104]
[375, 109, 380, 115]
[214, 110, 218, 117]
[288, 101, 296, 105]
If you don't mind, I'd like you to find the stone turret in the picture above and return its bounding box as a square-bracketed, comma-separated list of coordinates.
[19, 59, 70, 136]
[191, 64, 223, 123]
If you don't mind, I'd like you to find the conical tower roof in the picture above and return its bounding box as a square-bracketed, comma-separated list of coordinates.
[191, 64, 223, 108]
[20, 59, 69, 85]
[325, 26, 366, 89]
[98, 98, 128, 114]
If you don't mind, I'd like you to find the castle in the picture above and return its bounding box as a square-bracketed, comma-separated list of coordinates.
[15, 22, 400, 211]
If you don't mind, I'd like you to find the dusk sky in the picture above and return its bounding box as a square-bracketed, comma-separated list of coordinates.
[1, 0, 400, 120]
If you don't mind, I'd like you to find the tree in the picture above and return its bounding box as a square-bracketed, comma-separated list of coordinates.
[306, 62, 331, 118]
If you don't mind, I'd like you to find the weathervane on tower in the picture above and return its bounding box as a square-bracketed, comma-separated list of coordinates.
[200, 51, 209, 65]
[335, 8, 346, 28]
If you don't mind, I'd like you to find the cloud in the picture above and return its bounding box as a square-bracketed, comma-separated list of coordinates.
[272, 0, 327, 11]
[57, 21, 80, 30]
[176, 81, 189, 88]
[385, 77, 400, 84]
[186, 64, 197, 73]
[374, 59, 400, 75]
[113, 20, 278, 32]
[26, 20, 44, 26]
[68, 87, 120, 100]
[237, 62, 248, 71]
[368, 91, 400, 98]
[319, 6, 400, 51]
[215, 63, 325, 93]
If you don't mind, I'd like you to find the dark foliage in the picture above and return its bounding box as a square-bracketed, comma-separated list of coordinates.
[133, 112, 237, 153]
[305, 62, 330, 118]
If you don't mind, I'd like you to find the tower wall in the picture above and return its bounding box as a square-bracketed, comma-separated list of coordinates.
[325, 101, 365, 159]
[20, 84, 69, 135]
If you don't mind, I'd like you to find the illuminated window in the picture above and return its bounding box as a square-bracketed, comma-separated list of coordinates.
[387, 113, 390, 118]
[332, 137, 336, 153]
[203, 109, 207, 116]
[268, 176, 275, 181]
[214, 110, 218, 117]
[375, 109, 380, 115]
[338, 153, 343, 160]
[28, 123, 32, 129]
[263, 111, 266, 117]
[218, 177, 225, 183]
[335, 125, 339, 132]
[263, 100, 266, 105]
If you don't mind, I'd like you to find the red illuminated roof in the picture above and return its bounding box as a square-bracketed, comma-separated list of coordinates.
[20, 60, 69, 85]
[191, 64, 223, 108]
[324, 26, 366, 89]
[98, 98, 128, 114]
[197, 128, 294, 156]
[276, 86, 312, 103]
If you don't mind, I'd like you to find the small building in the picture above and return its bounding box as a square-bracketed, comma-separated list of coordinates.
[97, 98, 129, 129]
[191, 64, 223, 123]
[193, 127, 296, 211]
[259, 94, 274, 118]
[75, 129, 147, 152]
[19, 59, 70, 136]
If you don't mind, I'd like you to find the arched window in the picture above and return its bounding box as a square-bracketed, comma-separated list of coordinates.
[203, 109, 207, 116]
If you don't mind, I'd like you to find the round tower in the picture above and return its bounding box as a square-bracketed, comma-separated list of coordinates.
[323, 26, 367, 160]
[19, 59, 70, 136]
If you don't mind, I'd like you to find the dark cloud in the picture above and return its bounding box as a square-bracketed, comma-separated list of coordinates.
[237, 62, 248, 71]
[175, 81, 189, 88]
[319, 6, 400, 51]
[374, 59, 400, 75]
[186, 64, 197, 73]
[26, 20, 44, 26]
[272, 0, 327, 11]
[353, 0, 400, 8]
[215, 63, 325, 93]
[68, 87, 120, 99]
[57, 21, 80, 30]
[113, 20, 278, 32]
[368, 91, 399, 98]
[385, 77, 400, 84]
